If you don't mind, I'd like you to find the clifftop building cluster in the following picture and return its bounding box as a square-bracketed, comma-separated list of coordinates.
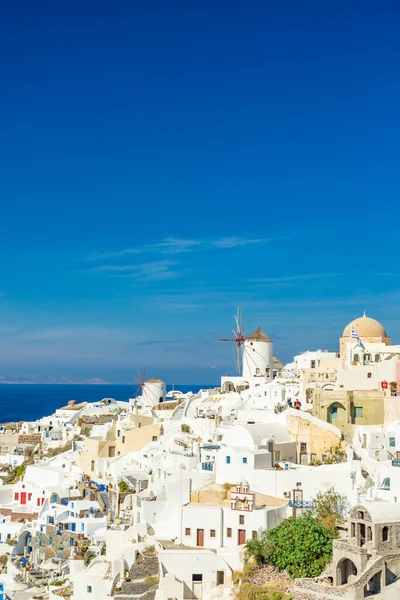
[0, 313, 400, 599]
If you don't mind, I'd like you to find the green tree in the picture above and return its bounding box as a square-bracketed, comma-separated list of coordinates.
[246, 513, 334, 579]
[312, 487, 349, 533]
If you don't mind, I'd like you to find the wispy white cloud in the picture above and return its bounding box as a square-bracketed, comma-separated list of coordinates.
[211, 237, 265, 249]
[248, 273, 340, 283]
[87, 236, 268, 261]
[90, 260, 179, 281]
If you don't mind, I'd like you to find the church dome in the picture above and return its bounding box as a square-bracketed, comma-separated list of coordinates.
[342, 314, 387, 338]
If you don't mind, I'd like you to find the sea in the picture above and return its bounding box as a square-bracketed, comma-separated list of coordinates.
[0, 384, 213, 423]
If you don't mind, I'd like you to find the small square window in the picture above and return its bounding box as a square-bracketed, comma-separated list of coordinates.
[252, 531, 257, 540]
[185, 528, 191, 536]
[300, 443, 307, 453]
[389, 437, 396, 447]
[226, 456, 231, 464]
[367, 373, 372, 379]
[87, 586, 92, 593]
[239, 515, 245, 525]
[354, 407, 363, 418]
[227, 528, 232, 538]
[152, 436, 157, 442]
[210, 529, 216, 538]
[243, 457, 247, 464]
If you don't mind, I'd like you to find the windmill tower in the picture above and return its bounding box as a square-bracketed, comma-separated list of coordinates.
[242, 326, 273, 380]
[219, 309, 273, 380]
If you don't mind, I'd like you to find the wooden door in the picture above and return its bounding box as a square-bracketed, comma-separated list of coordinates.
[238, 529, 246, 545]
[196, 529, 204, 546]
[21, 492, 26, 505]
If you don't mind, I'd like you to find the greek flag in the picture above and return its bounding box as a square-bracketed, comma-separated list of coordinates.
[351, 328, 359, 339]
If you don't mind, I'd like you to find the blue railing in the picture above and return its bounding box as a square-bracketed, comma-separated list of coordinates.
[61, 498, 68, 506]
[289, 500, 313, 509]
[202, 462, 214, 471]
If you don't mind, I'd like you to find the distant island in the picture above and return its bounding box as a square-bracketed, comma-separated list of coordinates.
[0, 375, 111, 384]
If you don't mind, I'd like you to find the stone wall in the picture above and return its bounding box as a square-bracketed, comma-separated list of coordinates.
[18, 434, 41, 445]
[0, 507, 39, 521]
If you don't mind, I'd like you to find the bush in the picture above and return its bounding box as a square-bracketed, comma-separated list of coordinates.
[181, 424, 191, 433]
[144, 575, 159, 588]
[246, 513, 334, 579]
[118, 480, 129, 493]
[83, 550, 96, 567]
[237, 583, 291, 600]
[142, 545, 156, 556]
[49, 579, 67, 587]
[312, 487, 349, 533]
[0, 554, 8, 566]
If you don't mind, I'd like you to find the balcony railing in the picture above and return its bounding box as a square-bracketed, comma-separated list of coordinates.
[202, 462, 214, 471]
[289, 500, 313, 509]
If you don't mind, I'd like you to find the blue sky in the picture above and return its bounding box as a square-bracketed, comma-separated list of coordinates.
[1, 1, 400, 383]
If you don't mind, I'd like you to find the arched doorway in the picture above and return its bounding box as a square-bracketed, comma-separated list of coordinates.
[364, 571, 382, 596]
[337, 558, 357, 585]
[222, 381, 235, 393]
[328, 402, 346, 425]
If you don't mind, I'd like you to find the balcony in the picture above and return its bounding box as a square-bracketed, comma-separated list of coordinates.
[201, 462, 214, 471]
[289, 500, 313, 509]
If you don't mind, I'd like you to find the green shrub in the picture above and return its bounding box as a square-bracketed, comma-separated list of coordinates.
[83, 550, 96, 567]
[246, 513, 334, 579]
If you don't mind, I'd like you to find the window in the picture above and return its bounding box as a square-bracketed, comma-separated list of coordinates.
[210, 529, 216, 538]
[252, 531, 257, 540]
[367, 373, 372, 379]
[122, 436, 125, 444]
[354, 407, 363, 418]
[364, 354, 371, 364]
[382, 477, 391, 490]
[389, 437, 396, 447]
[152, 436, 157, 442]
[311, 360, 316, 369]
[375, 450, 380, 458]
[322, 455, 327, 462]
[358, 511, 364, 520]
[310, 453, 317, 462]
[217, 571, 225, 586]
[242, 457, 247, 464]
[239, 515, 245, 525]
[192, 575, 203, 582]
[382, 526, 389, 542]
[353, 354, 359, 363]
[300, 442, 307, 453]
[185, 528, 191, 536]
[87, 586, 93, 593]
[14, 493, 19, 501]
[49, 537, 53, 545]
[375, 354, 380, 362]
[226, 456, 231, 464]
[91, 460, 94, 471]
[268, 441, 274, 453]
[227, 528, 232, 538]
[70, 537, 74, 546]
[351, 523, 355, 537]
[117, 430, 121, 437]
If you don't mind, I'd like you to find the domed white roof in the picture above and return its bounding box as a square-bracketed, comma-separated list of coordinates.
[342, 314, 387, 338]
